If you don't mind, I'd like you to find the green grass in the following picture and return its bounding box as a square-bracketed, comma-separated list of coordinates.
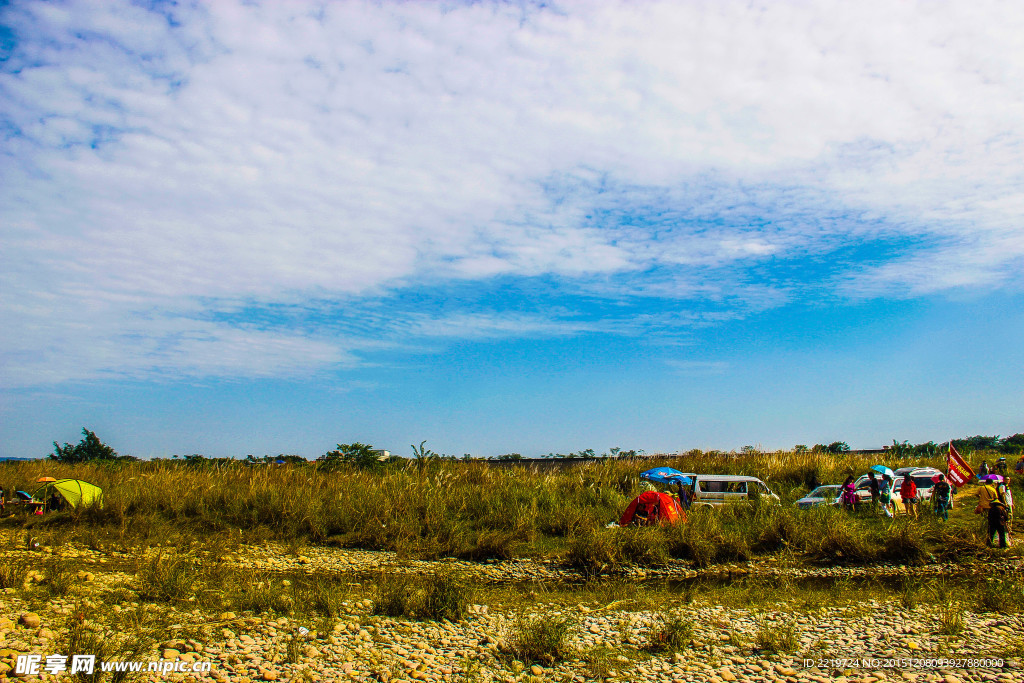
[647, 614, 694, 653]
[753, 615, 800, 654]
[502, 614, 576, 665]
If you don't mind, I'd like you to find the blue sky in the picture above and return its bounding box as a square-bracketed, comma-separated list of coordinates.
[2, 1, 1023, 459]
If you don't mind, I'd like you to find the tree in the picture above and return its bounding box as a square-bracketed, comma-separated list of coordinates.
[793, 445, 809, 454]
[889, 440, 913, 459]
[826, 441, 850, 454]
[411, 440, 439, 474]
[913, 441, 938, 457]
[318, 442, 381, 470]
[51, 428, 121, 463]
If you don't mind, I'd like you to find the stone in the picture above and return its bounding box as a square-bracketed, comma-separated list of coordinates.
[530, 665, 543, 676]
[163, 649, 181, 660]
[19, 614, 41, 628]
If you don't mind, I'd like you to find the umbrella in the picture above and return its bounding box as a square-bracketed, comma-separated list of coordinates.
[15, 490, 32, 501]
[870, 465, 895, 478]
[36, 477, 56, 483]
[978, 474, 1004, 482]
[640, 467, 692, 486]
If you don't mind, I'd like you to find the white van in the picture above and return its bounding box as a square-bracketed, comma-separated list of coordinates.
[684, 474, 780, 508]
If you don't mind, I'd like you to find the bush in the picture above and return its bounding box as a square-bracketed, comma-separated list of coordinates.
[976, 576, 1024, 613]
[421, 572, 471, 621]
[503, 614, 575, 665]
[882, 523, 929, 565]
[63, 614, 151, 683]
[230, 573, 293, 615]
[373, 572, 420, 618]
[647, 614, 693, 652]
[935, 601, 965, 635]
[44, 559, 76, 597]
[134, 554, 197, 604]
[618, 527, 670, 568]
[753, 616, 799, 653]
[566, 529, 621, 578]
[0, 558, 28, 590]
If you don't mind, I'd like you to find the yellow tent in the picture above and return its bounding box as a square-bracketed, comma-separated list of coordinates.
[33, 479, 104, 509]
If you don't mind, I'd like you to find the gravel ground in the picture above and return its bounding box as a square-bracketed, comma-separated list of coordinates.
[1, 538, 1022, 683]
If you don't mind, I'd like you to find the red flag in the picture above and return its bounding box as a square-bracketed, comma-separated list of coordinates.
[947, 443, 974, 488]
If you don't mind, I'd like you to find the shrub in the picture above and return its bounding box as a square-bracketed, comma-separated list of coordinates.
[232, 575, 293, 614]
[44, 559, 76, 597]
[583, 647, 613, 682]
[0, 558, 28, 590]
[301, 577, 349, 618]
[373, 572, 420, 618]
[566, 529, 621, 578]
[647, 614, 694, 652]
[882, 523, 929, 565]
[421, 572, 471, 621]
[63, 614, 151, 683]
[503, 614, 576, 665]
[618, 527, 670, 567]
[976, 576, 1024, 614]
[753, 617, 799, 654]
[899, 575, 925, 609]
[134, 554, 197, 604]
[935, 601, 965, 636]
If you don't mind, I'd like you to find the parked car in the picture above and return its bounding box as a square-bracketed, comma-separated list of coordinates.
[795, 485, 842, 509]
[686, 474, 780, 508]
[893, 467, 943, 501]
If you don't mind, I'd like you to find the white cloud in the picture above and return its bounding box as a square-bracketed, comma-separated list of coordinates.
[3, 0, 1024, 385]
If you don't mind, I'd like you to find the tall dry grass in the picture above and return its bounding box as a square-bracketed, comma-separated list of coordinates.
[0, 450, 1013, 566]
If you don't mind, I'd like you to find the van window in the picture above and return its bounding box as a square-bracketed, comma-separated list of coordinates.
[725, 481, 747, 493]
[700, 481, 725, 493]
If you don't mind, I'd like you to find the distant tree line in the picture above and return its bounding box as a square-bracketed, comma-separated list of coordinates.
[44, 427, 1024, 466]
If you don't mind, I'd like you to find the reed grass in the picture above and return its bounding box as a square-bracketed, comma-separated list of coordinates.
[1, 451, 1018, 568]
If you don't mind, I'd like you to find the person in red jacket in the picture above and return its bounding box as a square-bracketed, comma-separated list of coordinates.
[900, 477, 919, 519]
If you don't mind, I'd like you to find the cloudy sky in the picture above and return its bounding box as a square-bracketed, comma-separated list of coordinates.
[2, 0, 1023, 459]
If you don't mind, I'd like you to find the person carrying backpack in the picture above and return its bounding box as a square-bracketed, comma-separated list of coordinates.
[988, 500, 1010, 548]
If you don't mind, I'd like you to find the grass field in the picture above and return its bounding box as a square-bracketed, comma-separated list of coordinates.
[2, 450, 1019, 570]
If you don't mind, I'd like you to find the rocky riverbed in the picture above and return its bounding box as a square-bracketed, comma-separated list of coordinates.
[1, 538, 1022, 683]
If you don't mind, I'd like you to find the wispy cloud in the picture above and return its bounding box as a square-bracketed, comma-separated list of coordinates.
[3, 1, 1024, 386]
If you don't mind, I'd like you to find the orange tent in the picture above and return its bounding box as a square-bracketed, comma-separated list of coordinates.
[619, 491, 687, 526]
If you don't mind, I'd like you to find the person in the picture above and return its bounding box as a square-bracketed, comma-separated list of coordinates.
[976, 480, 999, 512]
[987, 499, 1010, 548]
[676, 481, 692, 510]
[932, 474, 952, 522]
[1015, 456, 1024, 475]
[996, 457, 1008, 476]
[46, 490, 63, 513]
[979, 460, 990, 477]
[840, 475, 857, 511]
[868, 472, 881, 514]
[0, 485, 5, 514]
[996, 477, 1014, 534]
[900, 475, 919, 519]
[878, 475, 895, 518]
